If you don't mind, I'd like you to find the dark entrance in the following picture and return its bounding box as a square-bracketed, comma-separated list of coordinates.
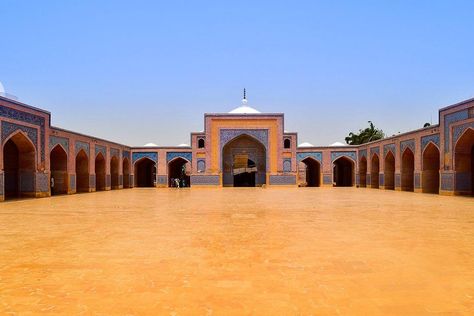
[359, 156, 367, 188]
[168, 157, 191, 187]
[233, 158, 257, 187]
[300, 157, 321, 187]
[401, 148, 415, 192]
[75, 149, 89, 192]
[454, 128, 474, 195]
[95, 153, 106, 191]
[135, 158, 156, 187]
[422, 143, 440, 194]
[110, 156, 119, 189]
[50, 145, 68, 195]
[333, 156, 354, 187]
[123, 157, 130, 188]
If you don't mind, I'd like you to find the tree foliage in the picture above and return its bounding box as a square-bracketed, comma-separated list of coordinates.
[345, 121, 385, 145]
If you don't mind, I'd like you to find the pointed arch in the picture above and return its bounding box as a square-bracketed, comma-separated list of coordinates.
[110, 155, 119, 189]
[454, 127, 474, 195]
[50, 144, 68, 195]
[134, 157, 156, 187]
[422, 142, 440, 194]
[401, 147, 415, 192]
[122, 157, 131, 188]
[371, 153, 380, 189]
[168, 157, 191, 187]
[384, 151, 395, 190]
[333, 156, 355, 187]
[95, 152, 106, 191]
[75, 149, 89, 192]
[359, 156, 367, 187]
[299, 156, 321, 187]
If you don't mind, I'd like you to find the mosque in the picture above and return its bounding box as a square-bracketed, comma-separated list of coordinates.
[0, 89, 473, 201]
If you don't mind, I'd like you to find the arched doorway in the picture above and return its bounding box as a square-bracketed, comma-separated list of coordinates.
[333, 156, 354, 187]
[359, 156, 367, 188]
[134, 158, 156, 187]
[299, 157, 321, 187]
[95, 153, 106, 191]
[384, 151, 395, 190]
[110, 156, 119, 189]
[3, 132, 36, 199]
[401, 148, 415, 192]
[168, 157, 191, 187]
[123, 157, 130, 188]
[422, 143, 440, 194]
[371, 154, 380, 189]
[75, 149, 89, 192]
[222, 134, 266, 187]
[454, 128, 474, 195]
[50, 145, 68, 195]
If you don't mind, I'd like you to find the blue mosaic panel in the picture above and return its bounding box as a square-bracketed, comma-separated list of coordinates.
[0, 104, 46, 162]
[0, 173, 4, 196]
[383, 143, 396, 158]
[197, 159, 206, 172]
[75, 141, 90, 156]
[379, 174, 384, 186]
[122, 150, 130, 159]
[283, 159, 292, 172]
[356, 174, 360, 185]
[453, 122, 474, 150]
[395, 174, 401, 188]
[421, 134, 440, 152]
[269, 175, 296, 185]
[331, 151, 357, 162]
[95, 145, 106, 158]
[400, 139, 415, 155]
[106, 175, 111, 188]
[49, 136, 69, 153]
[367, 174, 371, 185]
[370, 146, 380, 158]
[70, 174, 76, 191]
[444, 109, 469, 152]
[89, 175, 96, 188]
[132, 152, 158, 164]
[156, 175, 167, 185]
[296, 152, 322, 164]
[190, 175, 220, 185]
[36, 173, 49, 192]
[359, 149, 367, 159]
[110, 148, 120, 158]
[220, 129, 268, 150]
[441, 173, 454, 191]
[20, 172, 35, 192]
[323, 174, 332, 184]
[166, 152, 192, 163]
[1, 121, 38, 153]
[414, 173, 421, 189]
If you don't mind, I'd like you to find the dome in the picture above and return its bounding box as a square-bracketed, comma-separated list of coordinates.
[298, 142, 314, 148]
[143, 143, 158, 147]
[229, 105, 261, 114]
[0, 81, 4, 95]
[329, 142, 346, 146]
[177, 143, 190, 147]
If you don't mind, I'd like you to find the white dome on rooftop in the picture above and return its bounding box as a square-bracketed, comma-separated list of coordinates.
[143, 143, 158, 147]
[329, 142, 346, 146]
[298, 142, 314, 148]
[177, 143, 190, 147]
[229, 105, 261, 114]
[0, 81, 5, 95]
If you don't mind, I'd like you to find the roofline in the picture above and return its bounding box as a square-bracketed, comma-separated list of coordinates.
[131, 146, 192, 150]
[0, 95, 51, 116]
[51, 126, 130, 148]
[204, 112, 284, 117]
[439, 96, 474, 112]
[358, 124, 440, 147]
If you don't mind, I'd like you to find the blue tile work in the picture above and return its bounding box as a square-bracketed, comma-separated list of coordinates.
[70, 174, 76, 191]
[395, 174, 401, 188]
[197, 159, 206, 172]
[20, 172, 35, 192]
[441, 173, 454, 191]
[106, 175, 111, 188]
[400, 139, 415, 155]
[453, 122, 474, 150]
[283, 159, 292, 172]
[49, 136, 69, 153]
[323, 174, 332, 184]
[75, 141, 90, 156]
[122, 150, 130, 160]
[156, 175, 167, 185]
[367, 174, 371, 185]
[359, 149, 367, 159]
[421, 134, 440, 152]
[110, 148, 120, 158]
[36, 173, 49, 192]
[379, 174, 384, 186]
[269, 175, 296, 185]
[331, 151, 357, 162]
[132, 152, 158, 164]
[414, 173, 421, 189]
[220, 129, 268, 150]
[0, 104, 46, 162]
[89, 175, 96, 188]
[356, 174, 360, 185]
[119, 175, 123, 186]
[2, 121, 38, 153]
[166, 152, 192, 163]
[370, 146, 380, 158]
[0, 173, 4, 196]
[190, 175, 220, 185]
[95, 145, 106, 158]
[296, 152, 322, 164]
[444, 109, 469, 152]
[383, 143, 396, 158]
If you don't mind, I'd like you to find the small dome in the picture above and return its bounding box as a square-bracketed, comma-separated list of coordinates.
[0, 81, 5, 95]
[298, 142, 314, 148]
[229, 105, 261, 114]
[143, 143, 158, 147]
[177, 143, 190, 147]
[329, 142, 346, 147]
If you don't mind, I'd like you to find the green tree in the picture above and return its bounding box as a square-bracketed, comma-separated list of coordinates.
[345, 121, 385, 145]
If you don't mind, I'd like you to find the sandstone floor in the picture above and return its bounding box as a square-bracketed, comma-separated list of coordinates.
[1, 187, 474, 315]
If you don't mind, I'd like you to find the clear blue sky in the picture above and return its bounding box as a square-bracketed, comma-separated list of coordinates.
[1, 1, 474, 146]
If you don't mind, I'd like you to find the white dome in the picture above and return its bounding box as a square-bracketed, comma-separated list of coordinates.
[298, 142, 314, 148]
[143, 143, 158, 147]
[229, 105, 261, 114]
[0, 81, 4, 95]
[177, 143, 190, 147]
[329, 142, 346, 146]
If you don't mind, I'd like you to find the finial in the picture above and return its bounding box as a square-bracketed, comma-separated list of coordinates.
[242, 88, 248, 105]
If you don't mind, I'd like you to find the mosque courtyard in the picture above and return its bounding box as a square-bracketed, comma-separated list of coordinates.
[0, 188, 473, 315]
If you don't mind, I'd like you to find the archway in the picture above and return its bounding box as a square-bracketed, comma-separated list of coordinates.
[168, 157, 191, 187]
[50, 145, 68, 195]
[454, 128, 474, 195]
[300, 157, 321, 187]
[333, 156, 354, 187]
[422, 143, 440, 194]
[384, 151, 395, 190]
[75, 150, 89, 192]
[3, 133, 36, 199]
[371, 154, 380, 189]
[123, 157, 130, 188]
[95, 153, 106, 191]
[401, 148, 415, 192]
[359, 156, 367, 187]
[134, 158, 156, 187]
[110, 156, 119, 189]
[222, 134, 266, 187]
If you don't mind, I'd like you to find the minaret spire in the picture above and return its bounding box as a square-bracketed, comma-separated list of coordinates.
[242, 88, 248, 105]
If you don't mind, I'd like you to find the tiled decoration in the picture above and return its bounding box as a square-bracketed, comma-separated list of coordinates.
[36, 173, 49, 192]
[269, 175, 296, 185]
[75, 141, 90, 156]
[331, 151, 357, 162]
[95, 145, 106, 158]
[323, 174, 332, 184]
[379, 174, 385, 186]
[283, 159, 292, 172]
[455, 172, 471, 192]
[166, 152, 192, 163]
[383, 143, 396, 158]
[395, 174, 401, 188]
[453, 122, 474, 150]
[2, 121, 38, 153]
[49, 136, 69, 153]
[197, 159, 206, 172]
[0, 104, 46, 162]
[421, 134, 440, 152]
[220, 129, 268, 150]
[441, 173, 454, 191]
[359, 149, 367, 159]
[110, 148, 120, 159]
[444, 109, 469, 152]
[296, 152, 322, 164]
[132, 152, 158, 164]
[157, 175, 167, 185]
[414, 173, 421, 189]
[370, 146, 380, 158]
[190, 175, 220, 185]
[70, 174, 76, 191]
[400, 139, 415, 155]
[123, 150, 131, 160]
